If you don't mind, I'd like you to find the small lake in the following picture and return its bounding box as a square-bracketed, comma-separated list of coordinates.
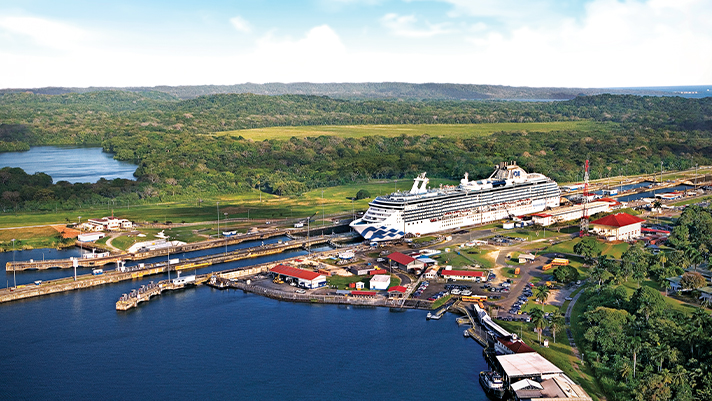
[0, 146, 137, 183]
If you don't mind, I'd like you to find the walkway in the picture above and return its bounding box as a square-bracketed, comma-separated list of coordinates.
[564, 283, 586, 360]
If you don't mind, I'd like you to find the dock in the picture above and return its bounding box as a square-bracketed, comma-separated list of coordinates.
[116, 274, 207, 310]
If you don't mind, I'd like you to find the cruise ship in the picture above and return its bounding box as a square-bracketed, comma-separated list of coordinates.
[350, 161, 560, 241]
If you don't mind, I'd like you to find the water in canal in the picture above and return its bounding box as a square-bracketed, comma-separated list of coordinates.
[0, 246, 490, 401]
[0, 146, 137, 183]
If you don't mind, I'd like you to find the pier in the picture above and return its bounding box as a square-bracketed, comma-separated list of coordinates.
[116, 275, 208, 310]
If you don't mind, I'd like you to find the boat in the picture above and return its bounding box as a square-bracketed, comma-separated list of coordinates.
[479, 371, 506, 399]
[426, 312, 442, 320]
[350, 161, 560, 241]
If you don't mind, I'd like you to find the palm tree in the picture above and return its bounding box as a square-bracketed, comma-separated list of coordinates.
[530, 307, 546, 344]
[549, 310, 566, 344]
[630, 336, 642, 379]
[618, 360, 633, 383]
[534, 285, 550, 306]
[658, 250, 667, 270]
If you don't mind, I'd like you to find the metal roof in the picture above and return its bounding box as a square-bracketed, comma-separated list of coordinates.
[270, 264, 323, 281]
[496, 353, 563, 379]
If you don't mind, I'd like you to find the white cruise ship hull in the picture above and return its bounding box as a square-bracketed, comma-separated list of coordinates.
[350, 162, 561, 242]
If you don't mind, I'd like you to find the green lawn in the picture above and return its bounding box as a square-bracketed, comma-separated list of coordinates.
[620, 279, 698, 314]
[432, 248, 495, 269]
[543, 238, 630, 259]
[432, 294, 453, 309]
[522, 302, 560, 314]
[218, 121, 605, 141]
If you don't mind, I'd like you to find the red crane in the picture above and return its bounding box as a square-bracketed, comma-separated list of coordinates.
[579, 159, 590, 236]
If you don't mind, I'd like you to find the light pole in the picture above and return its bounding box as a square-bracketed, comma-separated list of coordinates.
[224, 212, 228, 255]
[321, 189, 325, 232]
[216, 202, 220, 239]
[12, 238, 16, 289]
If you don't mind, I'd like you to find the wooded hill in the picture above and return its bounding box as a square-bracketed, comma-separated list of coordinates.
[0, 91, 710, 211]
[0, 82, 674, 100]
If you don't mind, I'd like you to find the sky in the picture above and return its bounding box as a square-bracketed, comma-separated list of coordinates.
[0, 0, 710, 88]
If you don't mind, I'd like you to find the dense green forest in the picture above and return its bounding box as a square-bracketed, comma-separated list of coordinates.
[575, 206, 712, 400]
[0, 91, 711, 211]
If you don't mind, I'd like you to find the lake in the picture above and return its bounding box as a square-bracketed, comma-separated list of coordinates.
[0, 247, 491, 401]
[0, 146, 137, 183]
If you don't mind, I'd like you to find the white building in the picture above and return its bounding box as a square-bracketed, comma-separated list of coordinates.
[84, 216, 133, 231]
[77, 232, 106, 242]
[530, 200, 617, 227]
[590, 212, 644, 241]
[369, 274, 391, 291]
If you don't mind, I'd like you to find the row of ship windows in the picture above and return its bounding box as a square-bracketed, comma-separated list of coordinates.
[404, 197, 555, 221]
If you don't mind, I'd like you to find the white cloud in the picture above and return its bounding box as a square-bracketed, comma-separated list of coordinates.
[229, 15, 252, 33]
[0, 16, 90, 51]
[381, 13, 453, 38]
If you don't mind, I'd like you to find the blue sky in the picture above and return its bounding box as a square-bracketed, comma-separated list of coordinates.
[0, 0, 710, 88]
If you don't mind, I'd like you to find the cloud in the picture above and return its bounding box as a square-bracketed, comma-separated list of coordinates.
[229, 15, 252, 33]
[381, 13, 453, 38]
[0, 16, 89, 51]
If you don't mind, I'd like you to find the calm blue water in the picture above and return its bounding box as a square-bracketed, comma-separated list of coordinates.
[0, 247, 490, 401]
[0, 146, 137, 183]
[616, 184, 693, 202]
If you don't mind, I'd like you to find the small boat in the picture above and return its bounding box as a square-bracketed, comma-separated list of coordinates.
[426, 312, 442, 320]
[463, 329, 470, 337]
[479, 371, 506, 400]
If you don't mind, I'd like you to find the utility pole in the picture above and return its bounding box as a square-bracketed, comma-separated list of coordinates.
[216, 202, 220, 239]
[580, 160, 590, 237]
[12, 239, 16, 289]
[322, 189, 325, 231]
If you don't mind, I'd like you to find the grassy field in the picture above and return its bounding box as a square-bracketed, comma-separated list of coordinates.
[218, 121, 606, 141]
[544, 238, 630, 259]
[0, 226, 69, 251]
[432, 248, 495, 269]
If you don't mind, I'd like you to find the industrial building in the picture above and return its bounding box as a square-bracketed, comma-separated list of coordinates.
[441, 269, 487, 281]
[369, 274, 391, 290]
[529, 199, 622, 227]
[387, 252, 426, 274]
[270, 264, 327, 289]
[495, 353, 592, 401]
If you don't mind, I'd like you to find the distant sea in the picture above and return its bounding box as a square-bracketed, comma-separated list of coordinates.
[608, 85, 712, 98]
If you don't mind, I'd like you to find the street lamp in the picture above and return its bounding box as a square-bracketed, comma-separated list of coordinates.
[12, 238, 16, 289]
[224, 212, 229, 255]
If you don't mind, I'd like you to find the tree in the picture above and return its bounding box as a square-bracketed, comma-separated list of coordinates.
[530, 307, 546, 344]
[574, 236, 603, 263]
[631, 286, 666, 324]
[549, 310, 565, 344]
[630, 336, 642, 379]
[355, 189, 371, 200]
[534, 285, 551, 305]
[680, 271, 706, 291]
[553, 264, 580, 283]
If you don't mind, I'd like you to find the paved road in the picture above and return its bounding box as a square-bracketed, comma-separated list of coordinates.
[564, 283, 586, 360]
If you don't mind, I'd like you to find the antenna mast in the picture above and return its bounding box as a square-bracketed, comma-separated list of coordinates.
[580, 160, 590, 236]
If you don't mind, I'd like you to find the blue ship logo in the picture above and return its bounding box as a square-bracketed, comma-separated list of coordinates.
[359, 226, 405, 240]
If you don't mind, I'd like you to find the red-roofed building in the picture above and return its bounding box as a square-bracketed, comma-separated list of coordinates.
[495, 335, 536, 355]
[441, 269, 487, 282]
[387, 252, 425, 274]
[270, 264, 326, 289]
[387, 286, 408, 298]
[591, 212, 645, 241]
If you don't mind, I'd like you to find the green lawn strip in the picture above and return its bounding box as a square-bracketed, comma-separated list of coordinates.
[389, 275, 401, 288]
[431, 294, 453, 309]
[620, 279, 698, 314]
[450, 247, 495, 269]
[497, 320, 603, 401]
[218, 121, 603, 141]
[502, 268, 519, 279]
[543, 238, 629, 259]
[503, 228, 563, 241]
[326, 275, 371, 290]
[412, 236, 437, 244]
[673, 195, 712, 206]
[521, 302, 560, 314]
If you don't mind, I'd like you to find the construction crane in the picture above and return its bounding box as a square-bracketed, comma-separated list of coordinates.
[580, 159, 590, 236]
